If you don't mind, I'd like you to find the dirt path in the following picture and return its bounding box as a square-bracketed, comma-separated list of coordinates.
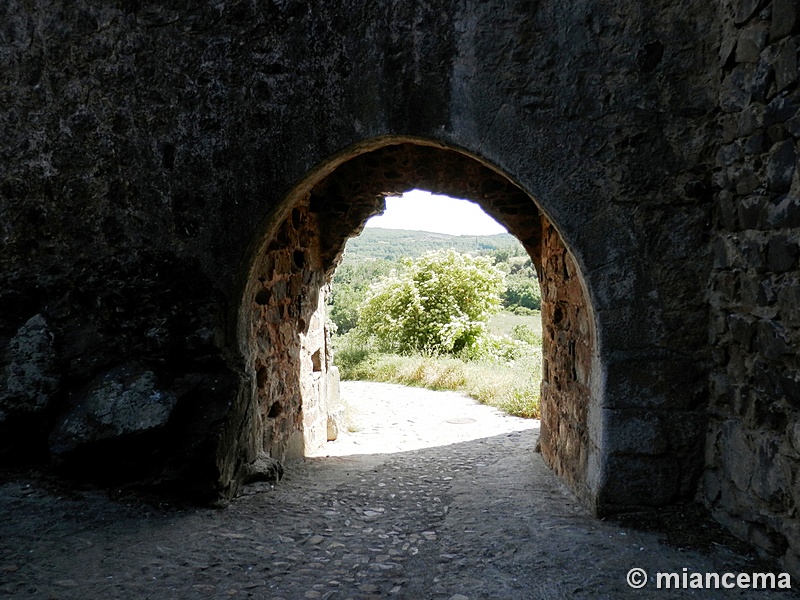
[1, 382, 796, 599]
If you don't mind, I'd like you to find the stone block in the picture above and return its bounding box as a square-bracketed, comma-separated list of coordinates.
[774, 39, 798, 91]
[783, 548, 800, 584]
[49, 363, 177, 456]
[744, 130, 769, 153]
[736, 0, 763, 24]
[720, 65, 754, 112]
[767, 121, 792, 145]
[722, 114, 740, 143]
[704, 470, 722, 502]
[736, 21, 770, 62]
[738, 195, 767, 228]
[750, 443, 794, 506]
[788, 422, 800, 454]
[766, 193, 800, 228]
[766, 139, 797, 191]
[604, 410, 667, 456]
[777, 277, 800, 324]
[738, 271, 762, 305]
[738, 104, 764, 137]
[755, 319, 792, 359]
[751, 55, 775, 103]
[727, 313, 755, 348]
[765, 94, 800, 126]
[749, 522, 788, 556]
[242, 452, 283, 483]
[734, 166, 761, 194]
[711, 372, 733, 402]
[0, 314, 58, 422]
[604, 355, 705, 410]
[599, 455, 681, 508]
[771, 0, 798, 41]
[766, 234, 799, 270]
[757, 276, 780, 306]
[327, 407, 343, 442]
[327, 365, 341, 409]
[716, 140, 744, 166]
[741, 235, 767, 270]
[786, 112, 800, 136]
[721, 421, 756, 492]
[713, 237, 731, 268]
[752, 357, 784, 396]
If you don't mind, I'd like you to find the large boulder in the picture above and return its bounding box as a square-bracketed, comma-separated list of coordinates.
[0, 314, 59, 423]
[49, 363, 177, 457]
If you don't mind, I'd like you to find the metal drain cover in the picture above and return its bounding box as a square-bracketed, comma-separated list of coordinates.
[445, 417, 476, 425]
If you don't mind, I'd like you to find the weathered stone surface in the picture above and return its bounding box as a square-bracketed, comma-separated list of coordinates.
[764, 94, 800, 125]
[766, 193, 800, 227]
[774, 38, 798, 91]
[0, 315, 58, 422]
[736, 0, 764, 25]
[327, 366, 342, 442]
[766, 139, 798, 191]
[736, 21, 770, 62]
[327, 408, 342, 442]
[751, 51, 777, 103]
[242, 452, 283, 484]
[766, 235, 799, 271]
[720, 65, 754, 112]
[538, 220, 594, 504]
[49, 364, 177, 456]
[771, 0, 798, 40]
[709, 0, 800, 580]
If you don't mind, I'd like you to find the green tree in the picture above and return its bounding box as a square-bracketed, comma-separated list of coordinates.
[355, 249, 504, 355]
[328, 260, 396, 333]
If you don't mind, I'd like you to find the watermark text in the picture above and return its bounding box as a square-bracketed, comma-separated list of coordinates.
[626, 567, 792, 590]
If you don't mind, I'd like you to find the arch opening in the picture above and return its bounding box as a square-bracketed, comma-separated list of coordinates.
[232, 140, 598, 505]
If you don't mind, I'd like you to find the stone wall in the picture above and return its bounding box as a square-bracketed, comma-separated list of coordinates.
[0, 0, 777, 562]
[706, 0, 800, 576]
[243, 206, 330, 464]
[538, 219, 595, 503]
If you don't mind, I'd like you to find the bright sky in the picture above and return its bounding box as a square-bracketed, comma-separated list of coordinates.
[364, 189, 508, 236]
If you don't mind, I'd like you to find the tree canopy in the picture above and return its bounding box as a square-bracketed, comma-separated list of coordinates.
[354, 249, 505, 355]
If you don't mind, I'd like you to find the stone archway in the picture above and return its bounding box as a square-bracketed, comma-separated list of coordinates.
[232, 139, 599, 506]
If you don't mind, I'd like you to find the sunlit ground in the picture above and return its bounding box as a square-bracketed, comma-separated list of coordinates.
[308, 381, 539, 458]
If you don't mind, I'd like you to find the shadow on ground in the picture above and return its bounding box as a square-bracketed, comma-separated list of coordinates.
[0, 382, 795, 599]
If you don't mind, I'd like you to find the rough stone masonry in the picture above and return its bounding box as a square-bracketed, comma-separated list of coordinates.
[0, 0, 797, 580]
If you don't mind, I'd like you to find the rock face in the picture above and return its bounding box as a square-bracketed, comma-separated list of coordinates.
[0, 315, 58, 421]
[0, 315, 59, 460]
[49, 364, 177, 456]
[0, 0, 796, 578]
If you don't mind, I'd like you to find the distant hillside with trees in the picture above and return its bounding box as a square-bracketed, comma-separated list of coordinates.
[342, 228, 518, 262]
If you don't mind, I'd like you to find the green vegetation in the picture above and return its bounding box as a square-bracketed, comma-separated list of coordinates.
[333, 331, 542, 418]
[329, 228, 543, 418]
[329, 229, 541, 334]
[356, 250, 504, 355]
[342, 228, 516, 262]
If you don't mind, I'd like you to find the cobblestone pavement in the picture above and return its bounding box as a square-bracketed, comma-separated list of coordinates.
[1, 382, 797, 599]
